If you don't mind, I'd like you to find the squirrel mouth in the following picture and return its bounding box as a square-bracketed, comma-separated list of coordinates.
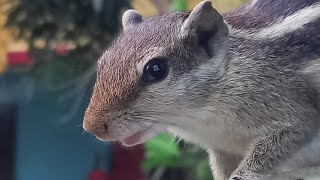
[120, 127, 159, 147]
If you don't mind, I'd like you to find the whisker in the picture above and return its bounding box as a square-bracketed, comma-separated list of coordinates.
[76, 123, 83, 128]
[128, 116, 173, 135]
[132, 116, 178, 126]
[133, 109, 199, 120]
[127, 118, 148, 128]
[133, 110, 177, 116]
[126, 119, 164, 135]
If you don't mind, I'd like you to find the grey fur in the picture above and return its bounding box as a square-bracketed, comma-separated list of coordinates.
[83, 0, 320, 180]
[121, 9, 143, 31]
[225, 0, 319, 30]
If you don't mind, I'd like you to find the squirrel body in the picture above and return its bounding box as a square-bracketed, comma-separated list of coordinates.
[83, 0, 320, 179]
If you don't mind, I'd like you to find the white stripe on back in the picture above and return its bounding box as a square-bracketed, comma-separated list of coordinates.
[230, 3, 320, 40]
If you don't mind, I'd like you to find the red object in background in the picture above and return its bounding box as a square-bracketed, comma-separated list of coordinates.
[6, 48, 70, 67]
[88, 153, 108, 180]
[109, 143, 146, 180]
[55, 47, 71, 55]
[7, 51, 32, 65]
[88, 170, 108, 180]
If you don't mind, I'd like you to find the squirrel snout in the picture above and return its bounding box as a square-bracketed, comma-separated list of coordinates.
[83, 116, 108, 136]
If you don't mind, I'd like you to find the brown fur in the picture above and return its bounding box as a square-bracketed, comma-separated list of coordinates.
[83, 1, 320, 180]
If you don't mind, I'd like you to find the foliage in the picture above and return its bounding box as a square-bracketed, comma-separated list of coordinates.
[143, 133, 183, 171]
[143, 133, 213, 180]
[3, 0, 131, 122]
[5, 0, 130, 88]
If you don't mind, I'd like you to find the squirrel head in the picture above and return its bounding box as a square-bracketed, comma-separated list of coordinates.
[83, 1, 229, 146]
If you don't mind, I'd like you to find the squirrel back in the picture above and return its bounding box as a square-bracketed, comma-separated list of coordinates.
[226, 0, 319, 30]
[226, 0, 320, 98]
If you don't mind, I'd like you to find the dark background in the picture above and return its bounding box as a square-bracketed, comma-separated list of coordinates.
[0, 104, 17, 180]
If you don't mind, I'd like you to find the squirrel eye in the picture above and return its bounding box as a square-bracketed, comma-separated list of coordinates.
[143, 57, 168, 83]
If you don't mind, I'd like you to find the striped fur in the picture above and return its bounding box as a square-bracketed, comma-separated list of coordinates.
[226, 0, 320, 30]
[83, 1, 320, 180]
[224, 1, 320, 178]
[227, 0, 320, 94]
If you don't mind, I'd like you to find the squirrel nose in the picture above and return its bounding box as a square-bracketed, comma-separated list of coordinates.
[83, 117, 107, 136]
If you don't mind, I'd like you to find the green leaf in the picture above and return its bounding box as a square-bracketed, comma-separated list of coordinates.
[145, 133, 180, 156]
[142, 133, 184, 171]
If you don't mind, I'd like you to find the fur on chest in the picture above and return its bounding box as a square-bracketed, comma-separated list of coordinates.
[167, 109, 252, 154]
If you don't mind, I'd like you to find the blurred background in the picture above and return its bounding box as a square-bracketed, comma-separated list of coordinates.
[0, 0, 246, 180]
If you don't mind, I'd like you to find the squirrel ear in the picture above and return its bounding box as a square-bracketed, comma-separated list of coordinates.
[180, 1, 229, 56]
[122, 9, 143, 31]
[181, 1, 225, 35]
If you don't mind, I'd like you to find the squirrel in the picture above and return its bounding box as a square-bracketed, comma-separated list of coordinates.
[83, 0, 320, 179]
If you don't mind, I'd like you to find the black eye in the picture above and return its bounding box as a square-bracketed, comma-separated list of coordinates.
[143, 57, 169, 83]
